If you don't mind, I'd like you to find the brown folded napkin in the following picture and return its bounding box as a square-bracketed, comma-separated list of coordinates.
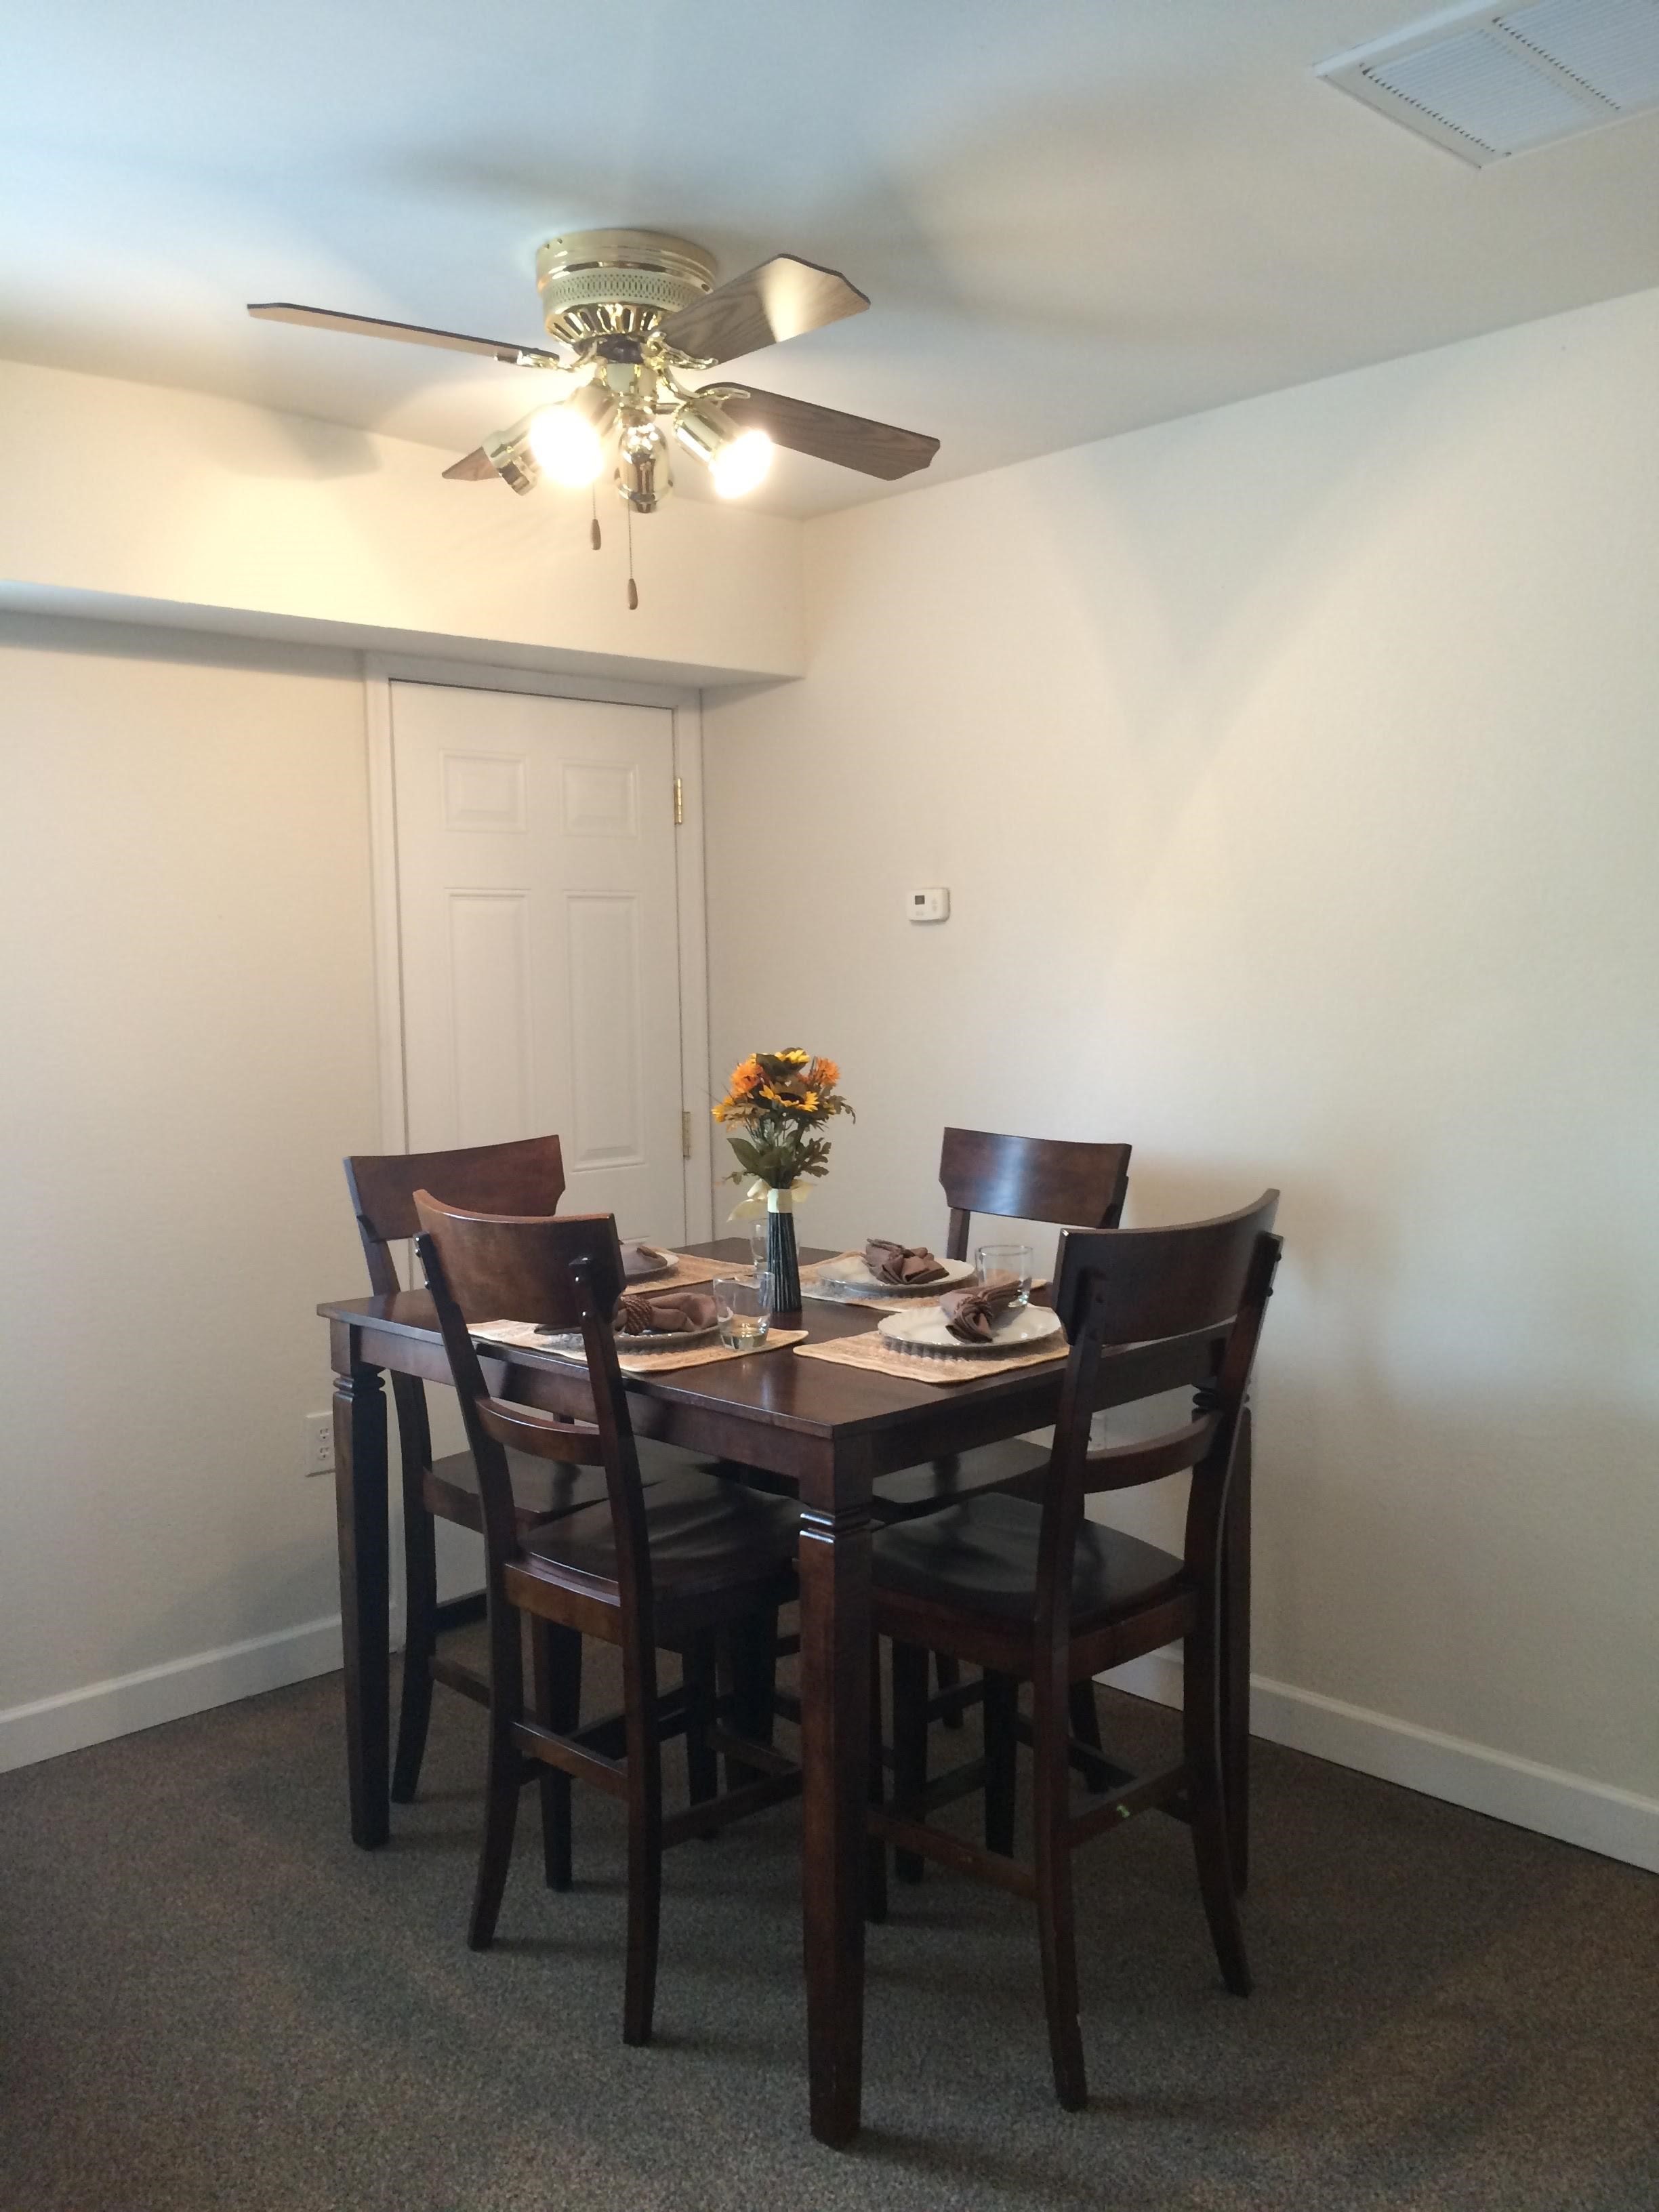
[864, 1238, 949, 1287]
[613, 1290, 717, 1336]
[938, 1271, 1021, 1345]
[621, 1240, 670, 1279]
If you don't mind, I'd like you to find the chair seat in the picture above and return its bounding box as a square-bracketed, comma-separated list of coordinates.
[873, 1491, 1189, 1629]
[516, 1467, 799, 1608]
[426, 1436, 707, 1534]
[870, 1436, 1050, 1521]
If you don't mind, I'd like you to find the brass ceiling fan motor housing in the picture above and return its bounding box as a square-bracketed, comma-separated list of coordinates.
[535, 229, 717, 346]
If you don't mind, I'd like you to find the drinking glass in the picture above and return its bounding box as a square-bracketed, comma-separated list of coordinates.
[975, 1242, 1033, 1309]
[714, 1271, 773, 1349]
[747, 1216, 771, 1274]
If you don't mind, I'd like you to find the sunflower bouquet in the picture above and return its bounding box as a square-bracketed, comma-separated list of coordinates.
[712, 1048, 853, 1193]
[712, 1049, 853, 1309]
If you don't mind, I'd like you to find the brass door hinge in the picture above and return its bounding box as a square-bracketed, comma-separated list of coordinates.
[673, 775, 684, 826]
[681, 1109, 693, 1160]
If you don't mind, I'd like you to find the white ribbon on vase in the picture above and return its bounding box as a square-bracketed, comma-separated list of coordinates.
[729, 1176, 813, 1221]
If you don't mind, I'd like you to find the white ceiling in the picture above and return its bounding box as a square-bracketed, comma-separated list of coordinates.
[5, 1, 1658, 518]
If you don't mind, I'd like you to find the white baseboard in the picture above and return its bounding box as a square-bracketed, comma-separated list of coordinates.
[7, 1614, 1654, 1879]
[1099, 1650, 1659, 1876]
[0, 1614, 350, 1774]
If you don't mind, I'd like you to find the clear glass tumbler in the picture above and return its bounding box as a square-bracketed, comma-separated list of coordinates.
[747, 1216, 771, 1274]
[714, 1270, 773, 1350]
[975, 1242, 1033, 1309]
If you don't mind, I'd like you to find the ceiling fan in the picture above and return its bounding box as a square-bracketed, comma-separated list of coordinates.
[249, 228, 939, 598]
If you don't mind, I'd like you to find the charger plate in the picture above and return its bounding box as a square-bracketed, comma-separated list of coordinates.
[814, 1252, 976, 1300]
[876, 1302, 1065, 1361]
[537, 1319, 722, 1354]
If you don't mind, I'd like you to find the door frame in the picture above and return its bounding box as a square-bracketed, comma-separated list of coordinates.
[363, 653, 715, 1243]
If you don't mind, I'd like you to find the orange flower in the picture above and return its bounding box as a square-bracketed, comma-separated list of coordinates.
[810, 1057, 839, 1089]
[711, 1101, 727, 1122]
[728, 1055, 763, 1097]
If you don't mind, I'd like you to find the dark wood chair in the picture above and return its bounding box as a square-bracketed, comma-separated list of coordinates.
[415, 1194, 801, 2045]
[866, 1191, 1282, 2108]
[871, 1128, 1131, 1523]
[869, 1127, 1132, 1761]
[345, 1134, 706, 1803]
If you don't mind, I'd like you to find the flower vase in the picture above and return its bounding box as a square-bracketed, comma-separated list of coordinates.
[766, 1204, 802, 1313]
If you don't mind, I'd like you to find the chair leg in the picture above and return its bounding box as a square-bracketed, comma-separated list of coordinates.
[470, 1591, 527, 1951]
[866, 1635, 888, 1925]
[983, 1671, 1019, 1857]
[468, 1730, 523, 1951]
[1185, 1610, 1251, 1997]
[1033, 1666, 1086, 2109]
[621, 1643, 663, 2047]
[891, 1639, 930, 1885]
[1069, 1677, 1110, 1793]
[936, 1650, 966, 1729]
[682, 1631, 720, 1840]
[531, 1621, 581, 1891]
[391, 1499, 438, 1804]
[1220, 1410, 1252, 1893]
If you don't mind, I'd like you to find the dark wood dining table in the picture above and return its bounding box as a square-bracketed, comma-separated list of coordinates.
[319, 1237, 1248, 2146]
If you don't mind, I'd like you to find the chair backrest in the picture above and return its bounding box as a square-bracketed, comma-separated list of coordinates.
[413, 1195, 658, 1643]
[344, 1134, 567, 1294]
[1034, 1191, 1282, 1655]
[938, 1127, 1131, 1265]
[343, 1134, 568, 1493]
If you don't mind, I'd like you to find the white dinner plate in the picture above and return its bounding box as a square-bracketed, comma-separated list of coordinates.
[815, 1252, 977, 1299]
[621, 1241, 676, 1284]
[877, 1302, 1065, 1359]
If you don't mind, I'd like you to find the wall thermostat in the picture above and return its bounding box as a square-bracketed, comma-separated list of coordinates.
[909, 886, 950, 923]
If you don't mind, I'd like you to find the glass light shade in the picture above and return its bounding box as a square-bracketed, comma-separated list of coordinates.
[710, 429, 773, 499]
[527, 403, 605, 487]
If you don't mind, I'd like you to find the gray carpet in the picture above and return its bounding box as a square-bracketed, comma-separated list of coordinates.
[2, 1642, 1655, 2212]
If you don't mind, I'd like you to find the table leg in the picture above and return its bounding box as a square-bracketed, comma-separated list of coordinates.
[333, 1354, 389, 1849]
[1220, 1404, 1252, 1892]
[796, 1477, 873, 2148]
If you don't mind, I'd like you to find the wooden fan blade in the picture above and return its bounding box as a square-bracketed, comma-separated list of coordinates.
[247, 302, 564, 371]
[716, 385, 939, 480]
[442, 447, 499, 481]
[655, 257, 869, 365]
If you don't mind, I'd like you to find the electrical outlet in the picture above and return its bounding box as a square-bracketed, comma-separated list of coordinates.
[304, 1412, 335, 1477]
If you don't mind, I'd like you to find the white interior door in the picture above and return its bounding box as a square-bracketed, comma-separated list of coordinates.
[390, 679, 687, 1245]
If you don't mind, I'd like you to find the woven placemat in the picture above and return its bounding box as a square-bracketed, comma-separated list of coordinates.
[792, 1328, 1070, 1388]
[634, 1250, 729, 1291]
[473, 1319, 807, 1375]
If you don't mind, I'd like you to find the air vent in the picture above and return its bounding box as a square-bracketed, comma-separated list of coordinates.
[1319, 0, 1659, 164]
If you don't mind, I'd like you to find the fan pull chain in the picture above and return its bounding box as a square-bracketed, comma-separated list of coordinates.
[590, 485, 600, 552]
[626, 502, 638, 611]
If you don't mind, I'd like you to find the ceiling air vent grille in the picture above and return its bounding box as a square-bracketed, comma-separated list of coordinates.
[1319, 0, 1659, 164]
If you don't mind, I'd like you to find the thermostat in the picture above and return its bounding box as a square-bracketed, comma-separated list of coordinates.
[909, 886, 950, 923]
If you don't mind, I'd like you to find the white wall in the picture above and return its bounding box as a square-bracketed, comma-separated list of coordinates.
[0, 343, 806, 1767]
[0, 357, 804, 684]
[0, 615, 382, 1760]
[703, 285, 1659, 1866]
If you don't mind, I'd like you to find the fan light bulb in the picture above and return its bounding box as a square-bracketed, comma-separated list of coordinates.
[710, 429, 773, 499]
[527, 403, 605, 487]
